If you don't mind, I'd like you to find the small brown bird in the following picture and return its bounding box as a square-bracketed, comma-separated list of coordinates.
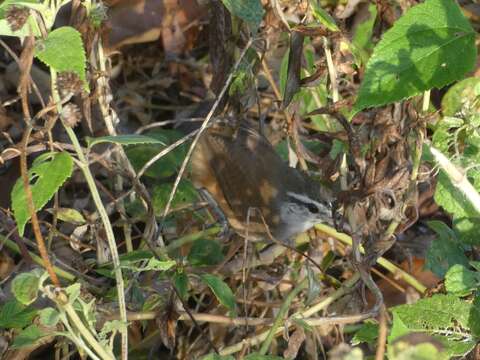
[191, 122, 333, 244]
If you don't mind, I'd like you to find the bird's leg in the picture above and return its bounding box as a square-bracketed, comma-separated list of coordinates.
[199, 189, 230, 238]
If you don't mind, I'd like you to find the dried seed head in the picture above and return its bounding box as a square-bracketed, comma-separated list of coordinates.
[61, 103, 82, 128]
[57, 72, 83, 97]
[6, 6, 30, 32]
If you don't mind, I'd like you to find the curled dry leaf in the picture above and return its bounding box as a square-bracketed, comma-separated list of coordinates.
[283, 326, 306, 359]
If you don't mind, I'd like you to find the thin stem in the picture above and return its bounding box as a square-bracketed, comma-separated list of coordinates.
[58, 312, 102, 360]
[375, 305, 388, 360]
[47, 288, 115, 360]
[422, 90, 430, 113]
[50, 69, 128, 358]
[323, 37, 338, 103]
[95, 36, 134, 259]
[259, 278, 307, 354]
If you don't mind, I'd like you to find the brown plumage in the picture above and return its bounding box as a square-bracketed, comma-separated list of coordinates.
[191, 123, 333, 242]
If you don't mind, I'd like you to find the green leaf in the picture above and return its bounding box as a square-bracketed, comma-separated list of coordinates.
[65, 283, 81, 303]
[441, 77, 480, 117]
[142, 258, 176, 271]
[243, 354, 284, 360]
[434, 171, 480, 245]
[200, 354, 234, 360]
[0, 300, 37, 329]
[310, 2, 339, 32]
[152, 180, 197, 214]
[118, 250, 154, 263]
[229, 65, 257, 110]
[126, 129, 187, 179]
[350, 3, 377, 65]
[220, 0, 264, 30]
[444, 264, 479, 296]
[86, 134, 165, 148]
[388, 312, 410, 343]
[201, 274, 236, 315]
[38, 307, 60, 327]
[11, 325, 46, 348]
[99, 320, 128, 338]
[329, 139, 347, 159]
[390, 294, 476, 356]
[173, 272, 189, 300]
[425, 220, 469, 278]
[351, 322, 379, 345]
[388, 339, 449, 360]
[471, 295, 480, 337]
[50, 207, 85, 225]
[11, 152, 74, 236]
[392, 294, 471, 333]
[354, 0, 477, 111]
[142, 293, 162, 312]
[279, 48, 289, 100]
[470, 261, 480, 272]
[11, 272, 41, 305]
[123, 258, 176, 272]
[187, 239, 224, 266]
[431, 116, 464, 153]
[35, 27, 87, 85]
[306, 264, 321, 305]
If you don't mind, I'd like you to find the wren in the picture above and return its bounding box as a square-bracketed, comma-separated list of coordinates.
[191, 122, 333, 243]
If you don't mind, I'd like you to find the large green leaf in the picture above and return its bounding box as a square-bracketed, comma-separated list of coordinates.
[11, 152, 73, 236]
[355, 0, 476, 111]
[35, 26, 87, 83]
[390, 294, 477, 357]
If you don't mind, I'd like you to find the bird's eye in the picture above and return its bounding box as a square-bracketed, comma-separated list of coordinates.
[307, 203, 319, 214]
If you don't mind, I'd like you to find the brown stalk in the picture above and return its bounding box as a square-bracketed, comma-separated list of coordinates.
[375, 305, 388, 360]
[19, 127, 60, 287]
[18, 36, 60, 287]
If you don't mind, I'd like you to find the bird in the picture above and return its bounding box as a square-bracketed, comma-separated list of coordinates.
[191, 122, 333, 244]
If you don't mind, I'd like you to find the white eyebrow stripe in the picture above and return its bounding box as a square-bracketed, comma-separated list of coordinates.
[286, 192, 322, 206]
[286, 191, 332, 213]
